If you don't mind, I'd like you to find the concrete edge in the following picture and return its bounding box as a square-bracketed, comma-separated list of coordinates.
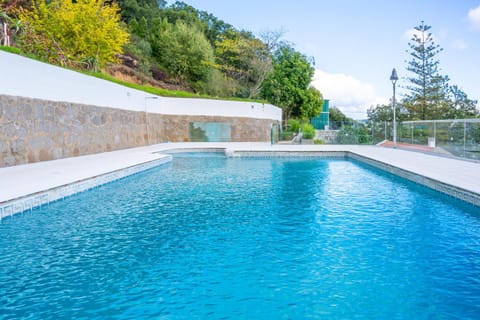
[227, 150, 348, 158]
[347, 152, 480, 207]
[0, 155, 172, 220]
[160, 148, 228, 154]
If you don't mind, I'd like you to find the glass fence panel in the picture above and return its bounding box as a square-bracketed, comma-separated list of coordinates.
[189, 122, 231, 142]
[288, 118, 480, 160]
[394, 119, 480, 160]
[466, 121, 480, 160]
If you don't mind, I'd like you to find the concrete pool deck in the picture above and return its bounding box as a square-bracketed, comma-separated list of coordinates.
[1, 142, 479, 219]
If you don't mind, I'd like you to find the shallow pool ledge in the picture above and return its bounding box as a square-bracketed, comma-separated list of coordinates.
[0, 148, 172, 219]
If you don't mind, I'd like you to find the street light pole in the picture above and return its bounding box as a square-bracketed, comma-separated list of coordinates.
[390, 68, 399, 147]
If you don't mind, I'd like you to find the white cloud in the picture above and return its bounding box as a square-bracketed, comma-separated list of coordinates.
[403, 28, 422, 41]
[311, 69, 387, 120]
[452, 39, 468, 51]
[468, 5, 480, 31]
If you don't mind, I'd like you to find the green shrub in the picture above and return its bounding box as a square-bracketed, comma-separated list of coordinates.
[314, 138, 324, 144]
[301, 123, 315, 139]
[287, 119, 300, 132]
[281, 131, 295, 141]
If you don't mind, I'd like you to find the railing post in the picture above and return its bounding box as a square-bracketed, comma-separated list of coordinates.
[411, 124, 414, 144]
[384, 121, 387, 141]
[372, 123, 374, 145]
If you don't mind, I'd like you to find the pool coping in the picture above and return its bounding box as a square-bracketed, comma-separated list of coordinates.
[1, 143, 479, 220]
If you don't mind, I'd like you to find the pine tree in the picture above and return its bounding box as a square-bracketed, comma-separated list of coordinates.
[404, 21, 449, 120]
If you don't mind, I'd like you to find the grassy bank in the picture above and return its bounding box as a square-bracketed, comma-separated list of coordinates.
[0, 46, 266, 103]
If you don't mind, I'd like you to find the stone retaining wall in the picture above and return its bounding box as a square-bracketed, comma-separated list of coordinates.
[0, 94, 275, 167]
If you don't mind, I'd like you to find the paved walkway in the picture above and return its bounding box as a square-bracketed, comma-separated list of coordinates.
[1, 143, 479, 217]
[0, 145, 170, 203]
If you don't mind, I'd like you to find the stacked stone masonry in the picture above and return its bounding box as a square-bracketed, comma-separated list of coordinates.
[0, 95, 274, 167]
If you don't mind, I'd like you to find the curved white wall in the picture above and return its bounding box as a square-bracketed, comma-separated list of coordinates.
[0, 51, 282, 121]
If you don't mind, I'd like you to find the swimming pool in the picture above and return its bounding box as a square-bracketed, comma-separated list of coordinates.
[1, 154, 479, 319]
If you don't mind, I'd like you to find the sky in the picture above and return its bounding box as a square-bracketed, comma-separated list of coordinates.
[167, 0, 480, 119]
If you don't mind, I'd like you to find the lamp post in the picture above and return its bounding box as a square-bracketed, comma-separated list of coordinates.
[144, 96, 158, 145]
[390, 68, 399, 147]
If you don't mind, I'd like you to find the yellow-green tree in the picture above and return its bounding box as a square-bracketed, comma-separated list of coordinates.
[215, 32, 272, 98]
[19, 0, 128, 69]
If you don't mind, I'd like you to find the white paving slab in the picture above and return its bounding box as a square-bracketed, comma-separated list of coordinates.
[348, 145, 480, 195]
[0, 146, 170, 203]
[1, 143, 479, 219]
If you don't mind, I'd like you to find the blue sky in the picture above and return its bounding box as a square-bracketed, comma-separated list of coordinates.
[168, 0, 480, 119]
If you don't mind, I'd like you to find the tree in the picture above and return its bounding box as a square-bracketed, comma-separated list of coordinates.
[150, 19, 214, 91]
[367, 103, 408, 123]
[116, 0, 165, 23]
[259, 29, 287, 53]
[260, 44, 318, 126]
[301, 87, 323, 119]
[404, 21, 449, 120]
[199, 11, 235, 46]
[0, 8, 23, 46]
[446, 85, 479, 119]
[403, 21, 479, 120]
[18, 0, 129, 69]
[159, 1, 234, 46]
[0, 0, 33, 14]
[159, 1, 201, 27]
[214, 30, 272, 98]
[329, 106, 352, 123]
[129, 16, 149, 39]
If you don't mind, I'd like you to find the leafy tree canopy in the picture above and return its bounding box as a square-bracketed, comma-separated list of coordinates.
[445, 85, 478, 119]
[122, 0, 274, 98]
[18, 0, 128, 70]
[260, 45, 323, 125]
[366, 103, 409, 123]
[158, 1, 234, 46]
[214, 31, 271, 98]
[150, 19, 214, 91]
[116, 0, 165, 22]
[329, 106, 353, 123]
[6, 0, 326, 106]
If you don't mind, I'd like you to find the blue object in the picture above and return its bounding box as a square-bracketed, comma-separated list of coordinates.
[311, 99, 330, 130]
[0, 156, 479, 319]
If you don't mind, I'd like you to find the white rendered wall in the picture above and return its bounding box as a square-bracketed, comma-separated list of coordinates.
[0, 51, 282, 121]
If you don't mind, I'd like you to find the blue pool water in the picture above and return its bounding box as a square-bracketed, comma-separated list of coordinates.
[1, 155, 479, 319]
